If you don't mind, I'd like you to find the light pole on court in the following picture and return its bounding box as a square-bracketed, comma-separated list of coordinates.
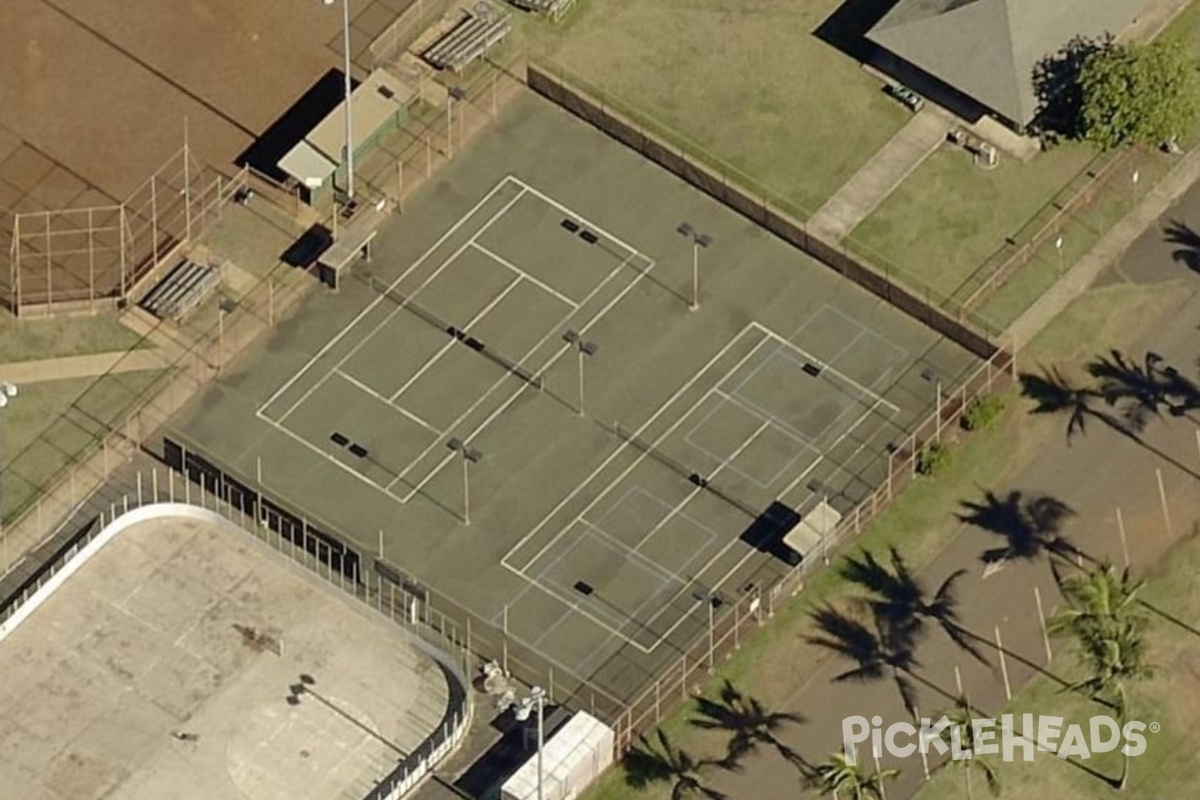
[0, 382, 17, 575]
[677, 222, 713, 311]
[323, 0, 355, 199]
[512, 686, 547, 800]
[1054, 234, 1065, 275]
[562, 330, 599, 416]
[447, 86, 467, 160]
[447, 438, 482, 524]
[921, 367, 942, 442]
[692, 588, 721, 673]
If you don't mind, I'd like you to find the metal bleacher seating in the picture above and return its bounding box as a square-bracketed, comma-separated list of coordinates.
[423, 3, 511, 73]
[508, 0, 575, 20]
[139, 258, 221, 320]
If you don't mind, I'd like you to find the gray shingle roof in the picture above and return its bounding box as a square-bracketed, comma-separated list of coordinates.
[867, 0, 1148, 125]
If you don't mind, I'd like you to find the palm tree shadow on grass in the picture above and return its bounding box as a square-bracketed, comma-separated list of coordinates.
[840, 546, 989, 664]
[690, 680, 809, 772]
[623, 729, 729, 799]
[1019, 369, 1200, 479]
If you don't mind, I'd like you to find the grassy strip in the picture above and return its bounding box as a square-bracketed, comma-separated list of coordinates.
[0, 313, 144, 363]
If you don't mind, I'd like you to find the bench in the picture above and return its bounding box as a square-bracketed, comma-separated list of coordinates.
[139, 259, 221, 320]
[508, 0, 575, 21]
[885, 83, 925, 113]
[423, 3, 511, 73]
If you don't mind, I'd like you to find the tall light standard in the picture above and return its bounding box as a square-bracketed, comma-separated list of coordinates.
[324, 0, 355, 199]
[1054, 234, 1065, 275]
[446, 86, 467, 160]
[513, 686, 547, 800]
[677, 222, 712, 311]
[0, 381, 18, 575]
[562, 330, 599, 416]
[446, 438, 482, 524]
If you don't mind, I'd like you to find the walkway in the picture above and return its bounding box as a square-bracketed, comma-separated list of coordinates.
[807, 107, 953, 243]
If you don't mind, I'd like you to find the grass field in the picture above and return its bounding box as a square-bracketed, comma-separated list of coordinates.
[519, 0, 911, 218]
[914, 531, 1200, 800]
[0, 313, 143, 363]
[847, 143, 1096, 306]
[579, 277, 1180, 800]
[0, 370, 166, 523]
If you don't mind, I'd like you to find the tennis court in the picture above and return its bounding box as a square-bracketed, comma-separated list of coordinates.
[165, 93, 979, 707]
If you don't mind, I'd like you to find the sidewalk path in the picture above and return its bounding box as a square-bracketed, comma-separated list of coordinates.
[1006, 145, 1200, 348]
[808, 107, 953, 243]
[0, 347, 170, 384]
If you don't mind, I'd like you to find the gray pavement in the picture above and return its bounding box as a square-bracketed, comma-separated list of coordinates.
[809, 108, 953, 243]
[0, 511, 451, 800]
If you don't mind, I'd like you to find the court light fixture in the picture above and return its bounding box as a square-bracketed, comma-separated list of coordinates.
[447, 438, 483, 524]
[323, 0, 355, 200]
[562, 331, 599, 416]
[0, 381, 17, 577]
[677, 222, 713, 311]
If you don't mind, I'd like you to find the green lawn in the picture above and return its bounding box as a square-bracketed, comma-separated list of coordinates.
[1, 370, 167, 523]
[847, 142, 1096, 309]
[915, 533, 1200, 800]
[519, 0, 911, 219]
[0, 312, 144, 363]
[580, 277, 1177, 800]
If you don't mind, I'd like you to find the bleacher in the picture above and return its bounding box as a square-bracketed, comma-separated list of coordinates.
[139, 258, 221, 320]
[422, 3, 511, 73]
[508, 0, 575, 21]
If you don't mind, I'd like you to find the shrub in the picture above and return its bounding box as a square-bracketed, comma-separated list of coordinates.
[916, 442, 952, 477]
[961, 394, 1006, 432]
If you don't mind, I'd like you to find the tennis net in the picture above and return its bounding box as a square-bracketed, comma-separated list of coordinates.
[613, 423, 759, 517]
[365, 276, 544, 391]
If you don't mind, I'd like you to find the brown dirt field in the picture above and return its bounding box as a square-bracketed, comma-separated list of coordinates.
[0, 0, 414, 307]
[0, 0, 413, 202]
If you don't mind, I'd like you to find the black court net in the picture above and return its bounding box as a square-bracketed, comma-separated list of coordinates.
[365, 276, 545, 391]
[613, 423, 759, 518]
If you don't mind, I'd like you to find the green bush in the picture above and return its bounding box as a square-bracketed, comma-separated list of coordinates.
[961, 394, 1006, 432]
[916, 442, 953, 477]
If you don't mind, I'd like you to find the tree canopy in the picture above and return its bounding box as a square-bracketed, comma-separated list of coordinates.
[1078, 38, 1200, 150]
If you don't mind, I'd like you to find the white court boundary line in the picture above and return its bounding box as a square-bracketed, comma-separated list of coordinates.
[504, 320, 908, 652]
[253, 175, 657, 502]
[682, 395, 818, 490]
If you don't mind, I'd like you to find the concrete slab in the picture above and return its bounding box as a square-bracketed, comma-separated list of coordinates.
[0, 511, 450, 800]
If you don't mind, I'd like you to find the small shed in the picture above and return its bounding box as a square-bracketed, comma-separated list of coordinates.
[500, 711, 614, 800]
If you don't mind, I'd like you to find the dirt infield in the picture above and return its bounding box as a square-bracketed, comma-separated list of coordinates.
[0, 0, 414, 202]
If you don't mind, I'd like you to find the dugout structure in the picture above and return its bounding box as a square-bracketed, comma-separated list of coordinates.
[3, 143, 247, 318]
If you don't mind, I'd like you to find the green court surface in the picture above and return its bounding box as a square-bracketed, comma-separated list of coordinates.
[166, 93, 978, 711]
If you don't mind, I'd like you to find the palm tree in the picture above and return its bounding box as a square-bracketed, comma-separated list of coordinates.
[935, 699, 1002, 799]
[1085, 350, 1200, 429]
[1049, 560, 1146, 642]
[691, 680, 805, 770]
[1050, 562, 1153, 791]
[623, 729, 729, 799]
[1068, 619, 1152, 791]
[807, 604, 921, 713]
[841, 546, 986, 661]
[806, 747, 900, 799]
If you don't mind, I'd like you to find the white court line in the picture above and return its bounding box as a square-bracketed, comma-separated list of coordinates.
[272, 188, 530, 426]
[629, 417, 769, 554]
[752, 321, 901, 414]
[470, 241, 580, 309]
[386, 273, 524, 403]
[257, 414, 397, 497]
[391, 249, 654, 499]
[257, 176, 521, 418]
[682, 393, 817, 489]
[504, 326, 770, 575]
[789, 304, 911, 388]
[333, 369, 441, 435]
[532, 524, 684, 653]
[507, 176, 645, 259]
